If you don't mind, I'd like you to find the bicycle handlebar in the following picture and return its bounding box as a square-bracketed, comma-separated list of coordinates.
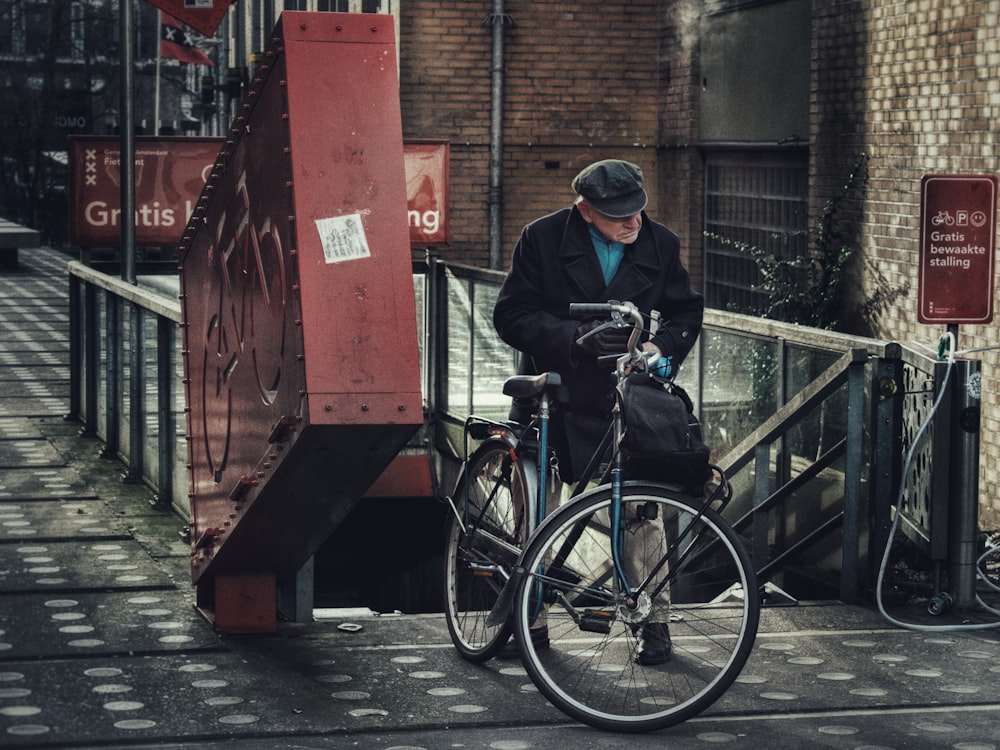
[569, 302, 616, 314]
[570, 301, 647, 371]
[569, 301, 640, 319]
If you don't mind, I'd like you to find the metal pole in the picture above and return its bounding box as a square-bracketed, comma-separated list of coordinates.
[950, 358, 981, 608]
[485, 0, 509, 270]
[119, 0, 137, 285]
[154, 10, 161, 136]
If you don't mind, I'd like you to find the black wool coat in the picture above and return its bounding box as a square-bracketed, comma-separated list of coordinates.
[493, 205, 704, 481]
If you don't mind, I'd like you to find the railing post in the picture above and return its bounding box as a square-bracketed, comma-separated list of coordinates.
[123, 302, 144, 483]
[466, 278, 475, 415]
[432, 259, 450, 416]
[868, 344, 903, 591]
[421, 256, 439, 420]
[840, 349, 868, 602]
[155, 316, 175, 508]
[102, 291, 120, 458]
[83, 282, 98, 435]
[774, 337, 789, 559]
[752, 442, 771, 570]
[68, 275, 81, 421]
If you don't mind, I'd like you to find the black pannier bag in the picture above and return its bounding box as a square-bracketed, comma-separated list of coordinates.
[618, 372, 712, 492]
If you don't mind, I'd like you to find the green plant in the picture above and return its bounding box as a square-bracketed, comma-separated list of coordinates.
[706, 153, 870, 331]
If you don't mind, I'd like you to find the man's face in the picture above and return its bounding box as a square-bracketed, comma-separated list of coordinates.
[579, 202, 643, 244]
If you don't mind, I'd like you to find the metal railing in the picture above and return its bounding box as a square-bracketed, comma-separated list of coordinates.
[430, 259, 981, 605]
[68, 262, 186, 514]
[67, 256, 981, 605]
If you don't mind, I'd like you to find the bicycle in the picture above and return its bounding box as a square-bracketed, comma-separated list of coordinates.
[443, 301, 760, 732]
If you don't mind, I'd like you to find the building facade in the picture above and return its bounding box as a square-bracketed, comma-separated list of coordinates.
[3, 0, 998, 527]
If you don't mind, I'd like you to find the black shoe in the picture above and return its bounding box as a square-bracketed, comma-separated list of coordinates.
[636, 622, 672, 665]
[496, 626, 549, 659]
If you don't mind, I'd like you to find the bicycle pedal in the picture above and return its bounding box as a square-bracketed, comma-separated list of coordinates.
[579, 609, 614, 634]
[636, 502, 658, 520]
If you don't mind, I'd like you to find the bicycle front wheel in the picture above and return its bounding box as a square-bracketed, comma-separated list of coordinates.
[443, 437, 535, 662]
[512, 482, 759, 732]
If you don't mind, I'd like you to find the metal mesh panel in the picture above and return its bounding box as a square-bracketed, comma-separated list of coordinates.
[898, 361, 938, 550]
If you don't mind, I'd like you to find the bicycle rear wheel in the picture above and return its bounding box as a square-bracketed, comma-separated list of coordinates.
[444, 437, 535, 662]
[512, 482, 759, 732]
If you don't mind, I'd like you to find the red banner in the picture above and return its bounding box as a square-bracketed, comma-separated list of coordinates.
[144, 0, 233, 38]
[68, 136, 223, 248]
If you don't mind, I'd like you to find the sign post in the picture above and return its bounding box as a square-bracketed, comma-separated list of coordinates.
[918, 174, 997, 327]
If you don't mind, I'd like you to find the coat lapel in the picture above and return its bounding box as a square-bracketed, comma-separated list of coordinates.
[559, 209, 606, 300]
[557, 209, 661, 302]
[605, 232, 657, 300]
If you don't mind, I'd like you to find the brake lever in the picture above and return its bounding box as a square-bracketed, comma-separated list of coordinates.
[575, 318, 628, 347]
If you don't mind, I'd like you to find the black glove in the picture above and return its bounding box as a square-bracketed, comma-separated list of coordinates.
[575, 319, 632, 358]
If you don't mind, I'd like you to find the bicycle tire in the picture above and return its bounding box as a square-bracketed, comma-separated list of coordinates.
[443, 437, 536, 662]
[512, 481, 759, 732]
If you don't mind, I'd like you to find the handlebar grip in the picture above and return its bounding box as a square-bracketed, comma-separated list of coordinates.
[569, 302, 617, 315]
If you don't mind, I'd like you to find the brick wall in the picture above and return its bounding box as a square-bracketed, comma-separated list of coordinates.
[813, 0, 1000, 527]
[399, 0, 703, 278]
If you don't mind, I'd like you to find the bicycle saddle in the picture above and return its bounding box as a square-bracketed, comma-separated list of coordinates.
[502, 372, 562, 400]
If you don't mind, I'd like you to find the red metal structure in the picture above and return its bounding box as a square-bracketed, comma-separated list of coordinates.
[178, 12, 422, 632]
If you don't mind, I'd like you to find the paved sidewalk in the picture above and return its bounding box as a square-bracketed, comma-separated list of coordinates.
[1, 247, 1000, 749]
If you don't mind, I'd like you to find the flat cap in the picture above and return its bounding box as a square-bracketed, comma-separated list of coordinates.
[571, 159, 648, 217]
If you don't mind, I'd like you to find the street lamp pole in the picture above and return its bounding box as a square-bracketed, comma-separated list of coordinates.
[118, 0, 136, 285]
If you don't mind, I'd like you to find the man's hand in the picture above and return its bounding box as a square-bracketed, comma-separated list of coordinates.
[575, 320, 632, 358]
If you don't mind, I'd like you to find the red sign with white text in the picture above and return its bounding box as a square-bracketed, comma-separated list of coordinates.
[69, 136, 222, 247]
[404, 140, 449, 247]
[68, 137, 450, 250]
[68, 136, 222, 248]
[918, 174, 997, 324]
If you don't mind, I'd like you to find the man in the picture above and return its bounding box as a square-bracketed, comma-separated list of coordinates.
[492, 158, 704, 665]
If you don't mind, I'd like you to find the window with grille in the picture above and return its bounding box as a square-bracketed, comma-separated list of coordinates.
[703, 149, 809, 314]
[0, 0, 86, 61]
[704, 0, 786, 15]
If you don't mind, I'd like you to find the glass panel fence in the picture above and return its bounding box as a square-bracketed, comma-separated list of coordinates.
[96, 290, 107, 443]
[143, 309, 159, 489]
[701, 328, 779, 457]
[71, 258, 874, 515]
[119, 300, 133, 466]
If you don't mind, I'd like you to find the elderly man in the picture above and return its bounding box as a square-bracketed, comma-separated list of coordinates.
[492, 158, 704, 665]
